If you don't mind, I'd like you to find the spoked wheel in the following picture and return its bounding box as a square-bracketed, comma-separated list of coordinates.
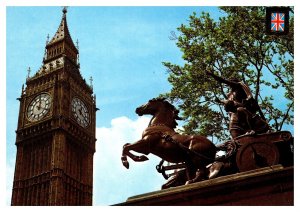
[236, 141, 280, 172]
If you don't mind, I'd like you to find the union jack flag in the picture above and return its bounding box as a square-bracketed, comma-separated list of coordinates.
[271, 13, 285, 32]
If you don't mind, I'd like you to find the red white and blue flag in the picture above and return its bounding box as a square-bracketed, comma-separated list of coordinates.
[271, 13, 285, 32]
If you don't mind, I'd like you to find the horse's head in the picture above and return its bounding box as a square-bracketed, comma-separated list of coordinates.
[136, 97, 183, 122]
[136, 98, 165, 116]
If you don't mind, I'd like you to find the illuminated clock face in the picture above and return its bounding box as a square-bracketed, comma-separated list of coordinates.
[27, 93, 52, 122]
[71, 97, 90, 128]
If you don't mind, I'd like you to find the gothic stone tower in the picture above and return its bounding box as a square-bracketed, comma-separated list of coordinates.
[11, 8, 97, 206]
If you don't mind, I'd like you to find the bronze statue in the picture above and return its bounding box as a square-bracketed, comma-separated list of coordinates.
[121, 98, 217, 186]
[206, 70, 270, 139]
[121, 97, 293, 189]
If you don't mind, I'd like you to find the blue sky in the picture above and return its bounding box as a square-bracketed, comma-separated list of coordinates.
[6, 6, 224, 206]
[5, 4, 297, 207]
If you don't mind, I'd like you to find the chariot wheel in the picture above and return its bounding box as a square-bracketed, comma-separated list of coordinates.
[236, 141, 279, 172]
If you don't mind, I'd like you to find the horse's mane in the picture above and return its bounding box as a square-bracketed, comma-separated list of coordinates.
[151, 97, 182, 120]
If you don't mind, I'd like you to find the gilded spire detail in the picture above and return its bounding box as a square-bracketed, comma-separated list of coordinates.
[47, 6, 77, 52]
[43, 6, 78, 65]
[27, 67, 31, 79]
[62, 6, 68, 14]
[89, 76, 93, 90]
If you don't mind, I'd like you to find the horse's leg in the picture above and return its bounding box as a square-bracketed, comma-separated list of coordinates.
[161, 169, 187, 189]
[186, 167, 207, 184]
[185, 137, 214, 184]
[122, 143, 149, 161]
[121, 143, 131, 169]
[121, 139, 150, 169]
[184, 158, 197, 185]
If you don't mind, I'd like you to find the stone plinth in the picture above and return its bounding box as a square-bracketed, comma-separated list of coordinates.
[116, 165, 293, 206]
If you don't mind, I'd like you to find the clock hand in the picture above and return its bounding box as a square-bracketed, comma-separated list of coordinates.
[38, 95, 42, 109]
[39, 105, 47, 110]
[77, 107, 84, 120]
[79, 107, 83, 116]
[34, 103, 40, 112]
[79, 108, 89, 122]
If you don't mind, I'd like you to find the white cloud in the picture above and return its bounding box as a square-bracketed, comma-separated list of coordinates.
[6, 158, 16, 206]
[93, 116, 165, 205]
[6, 116, 167, 206]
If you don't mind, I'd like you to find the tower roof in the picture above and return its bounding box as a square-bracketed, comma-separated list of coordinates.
[46, 7, 78, 53]
[30, 7, 84, 82]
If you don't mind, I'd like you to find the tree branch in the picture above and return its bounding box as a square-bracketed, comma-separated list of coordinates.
[279, 102, 294, 130]
[273, 116, 279, 131]
[254, 63, 261, 101]
[265, 63, 293, 96]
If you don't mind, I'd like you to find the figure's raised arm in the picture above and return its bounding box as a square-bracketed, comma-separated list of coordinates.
[206, 70, 239, 88]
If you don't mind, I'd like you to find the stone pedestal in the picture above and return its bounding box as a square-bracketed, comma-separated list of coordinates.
[116, 165, 293, 206]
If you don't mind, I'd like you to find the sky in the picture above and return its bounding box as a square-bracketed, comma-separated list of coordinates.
[5, 5, 225, 206]
[3, 1, 298, 208]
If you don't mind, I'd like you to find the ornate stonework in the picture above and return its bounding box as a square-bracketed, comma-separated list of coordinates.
[11, 8, 96, 206]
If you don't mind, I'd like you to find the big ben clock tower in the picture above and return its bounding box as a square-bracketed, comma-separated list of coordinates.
[11, 8, 97, 206]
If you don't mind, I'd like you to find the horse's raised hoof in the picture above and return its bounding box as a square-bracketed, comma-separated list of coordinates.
[138, 155, 149, 161]
[122, 160, 129, 169]
[208, 162, 223, 179]
[185, 180, 193, 185]
[123, 143, 130, 148]
[121, 156, 129, 169]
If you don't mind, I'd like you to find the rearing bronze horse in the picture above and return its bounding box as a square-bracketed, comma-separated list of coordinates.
[121, 98, 217, 185]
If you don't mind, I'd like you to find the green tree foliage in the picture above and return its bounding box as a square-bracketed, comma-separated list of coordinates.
[163, 7, 294, 142]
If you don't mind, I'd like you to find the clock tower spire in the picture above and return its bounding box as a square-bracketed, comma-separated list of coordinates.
[44, 7, 78, 66]
[11, 8, 96, 206]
